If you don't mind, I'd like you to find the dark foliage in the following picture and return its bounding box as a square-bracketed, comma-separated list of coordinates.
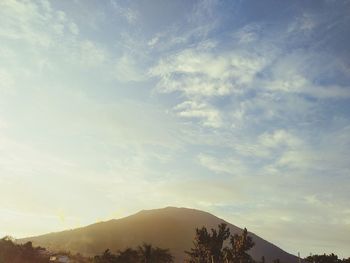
[185, 223, 230, 263]
[93, 243, 173, 263]
[305, 254, 350, 263]
[185, 224, 255, 263]
[115, 247, 139, 263]
[224, 228, 255, 263]
[0, 236, 48, 263]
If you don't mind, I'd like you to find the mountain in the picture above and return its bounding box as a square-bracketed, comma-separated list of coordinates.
[19, 207, 299, 263]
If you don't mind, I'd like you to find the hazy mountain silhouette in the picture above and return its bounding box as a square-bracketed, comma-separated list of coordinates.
[19, 207, 299, 263]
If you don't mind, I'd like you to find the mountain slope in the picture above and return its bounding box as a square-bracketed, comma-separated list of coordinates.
[19, 207, 299, 263]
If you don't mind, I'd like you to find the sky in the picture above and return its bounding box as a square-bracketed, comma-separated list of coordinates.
[0, 0, 350, 258]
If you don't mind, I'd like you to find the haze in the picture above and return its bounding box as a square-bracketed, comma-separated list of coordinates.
[0, 0, 349, 259]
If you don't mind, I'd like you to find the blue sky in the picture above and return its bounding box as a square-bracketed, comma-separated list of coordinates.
[0, 0, 350, 258]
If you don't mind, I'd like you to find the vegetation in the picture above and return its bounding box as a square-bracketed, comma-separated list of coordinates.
[305, 254, 350, 263]
[1, 228, 350, 263]
[0, 236, 173, 263]
[0, 236, 48, 263]
[185, 223, 254, 263]
[185, 223, 230, 263]
[93, 243, 173, 263]
[185, 224, 350, 263]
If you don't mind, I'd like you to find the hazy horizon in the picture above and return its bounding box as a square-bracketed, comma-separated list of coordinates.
[0, 0, 349, 259]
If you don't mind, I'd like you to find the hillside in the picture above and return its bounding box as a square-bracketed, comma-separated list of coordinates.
[19, 207, 299, 263]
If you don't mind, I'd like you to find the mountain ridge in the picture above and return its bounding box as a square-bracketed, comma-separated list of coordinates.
[18, 207, 299, 263]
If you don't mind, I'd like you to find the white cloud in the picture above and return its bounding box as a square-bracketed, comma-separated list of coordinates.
[151, 47, 267, 97]
[198, 153, 247, 175]
[265, 73, 350, 99]
[113, 54, 146, 82]
[69, 40, 107, 68]
[231, 130, 303, 161]
[288, 14, 316, 33]
[174, 100, 223, 128]
[259, 129, 302, 149]
[263, 51, 350, 99]
[110, 0, 138, 24]
[148, 36, 160, 47]
[0, 0, 82, 49]
[234, 24, 261, 44]
[68, 22, 79, 35]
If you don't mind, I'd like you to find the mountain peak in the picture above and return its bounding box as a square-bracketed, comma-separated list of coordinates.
[19, 207, 298, 263]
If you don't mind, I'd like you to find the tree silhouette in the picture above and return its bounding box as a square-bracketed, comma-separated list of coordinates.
[92, 243, 173, 263]
[137, 243, 173, 263]
[185, 226, 212, 263]
[0, 236, 48, 263]
[116, 247, 139, 263]
[138, 243, 153, 263]
[152, 247, 174, 263]
[305, 253, 345, 263]
[185, 223, 230, 263]
[94, 249, 117, 263]
[224, 228, 255, 263]
[186, 225, 255, 263]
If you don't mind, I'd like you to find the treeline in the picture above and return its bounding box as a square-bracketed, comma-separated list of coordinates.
[92, 224, 258, 263]
[0, 237, 173, 263]
[305, 254, 350, 263]
[0, 236, 48, 263]
[93, 243, 173, 263]
[1, 225, 350, 263]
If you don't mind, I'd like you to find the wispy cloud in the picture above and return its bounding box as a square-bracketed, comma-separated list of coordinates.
[197, 153, 247, 175]
[110, 0, 139, 24]
[174, 100, 222, 128]
[151, 46, 267, 97]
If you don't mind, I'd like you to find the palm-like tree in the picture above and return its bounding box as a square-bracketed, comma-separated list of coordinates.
[138, 243, 173, 263]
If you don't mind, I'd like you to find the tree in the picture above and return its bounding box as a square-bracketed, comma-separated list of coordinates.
[186, 226, 212, 263]
[152, 247, 174, 263]
[223, 228, 254, 263]
[0, 236, 49, 263]
[93, 249, 117, 263]
[92, 243, 173, 263]
[185, 223, 230, 263]
[116, 247, 139, 263]
[305, 253, 342, 263]
[138, 243, 153, 263]
[137, 243, 173, 263]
